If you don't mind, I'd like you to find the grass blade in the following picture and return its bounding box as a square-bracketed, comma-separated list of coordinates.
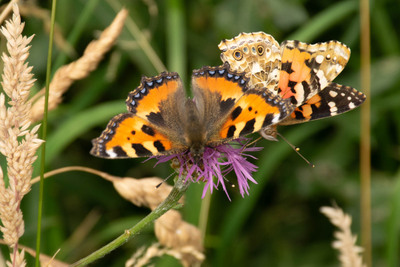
[36, 0, 57, 266]
[359, 0, 372, 265]
[287, 1, 357, 41]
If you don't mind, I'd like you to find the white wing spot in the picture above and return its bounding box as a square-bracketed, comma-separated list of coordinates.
[271, 114, 281, 124]
[316, 70, 328, 89]
[336, 65, 344, 73]
[328, 101, 338, 114]
[106, 149, 118, 158]
[316, 55, 324, 64]
[349, 102, 356, 109]
[329, 90, 338, 97]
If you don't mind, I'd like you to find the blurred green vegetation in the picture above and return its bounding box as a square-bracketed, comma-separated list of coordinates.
[1, 0, 399, 266]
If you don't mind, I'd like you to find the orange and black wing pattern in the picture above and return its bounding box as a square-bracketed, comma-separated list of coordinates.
[191, 64, 294, 143]
[280, 83, 366, 125]
[91, 72, 187, 158]
[278, 40, 351, 106]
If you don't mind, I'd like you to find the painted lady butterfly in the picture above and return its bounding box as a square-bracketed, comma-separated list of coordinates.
[90, 63, 294, 160]
[218, 32, 366, 140]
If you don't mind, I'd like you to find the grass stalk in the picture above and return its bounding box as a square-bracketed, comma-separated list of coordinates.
[35, 0, 57, 266]
[53, 0, 100, 70]
[106, 0, 166, 73]
[198, 191, 211, 242]
[359, 0, 372, 265]
[386, 170, 400, 267]
[166, 0, 186, 82]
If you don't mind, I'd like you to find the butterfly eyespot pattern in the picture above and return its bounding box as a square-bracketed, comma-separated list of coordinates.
[257, 45, 264, 55]
[233, 50, 243, 60]
[326, 54, 332, 61]
[219, 32, 282, 94]
[91, 62, 294, 160]
[218, 31, 366, 140]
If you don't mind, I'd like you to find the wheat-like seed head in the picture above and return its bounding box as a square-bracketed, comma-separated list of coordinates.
[110, 175, 204, 266]
[126, 243, 205, 267]
[0, 4, 43, 266]
[321, 206, 366, 267]
[29, 8, 128, 122]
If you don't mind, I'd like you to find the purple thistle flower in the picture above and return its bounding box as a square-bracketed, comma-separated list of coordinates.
[154, 139, 262, 200]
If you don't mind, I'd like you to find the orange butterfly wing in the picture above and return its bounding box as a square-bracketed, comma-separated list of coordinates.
[91, 113, 176, 158]
[191, 64, 294, 143]
[278, 40, 351, 106]
[280, 83, 366, 125]
[91, 72, 188, 158]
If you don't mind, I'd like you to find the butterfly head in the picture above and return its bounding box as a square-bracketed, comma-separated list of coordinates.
[189, 142, 205, 164]
[185, 125, 206, 164]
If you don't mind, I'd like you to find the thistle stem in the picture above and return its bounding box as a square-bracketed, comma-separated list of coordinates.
[69, 175, 189, 267]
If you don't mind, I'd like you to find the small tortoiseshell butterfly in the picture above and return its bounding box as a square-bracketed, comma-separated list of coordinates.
[218, 32, 366, 140]
[90, 63, 294, 160]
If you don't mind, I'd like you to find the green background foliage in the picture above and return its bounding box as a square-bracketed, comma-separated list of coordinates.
[1, 0, 399, 265]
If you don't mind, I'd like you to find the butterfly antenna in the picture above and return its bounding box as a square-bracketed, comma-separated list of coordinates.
[211, 162, 235, 189]
[221, 173, 235, 189]
[156, 156, 195, 188]
[156, 171, 176, 188]
[276, 132, 315, 168]
[246, 136, 262, 147]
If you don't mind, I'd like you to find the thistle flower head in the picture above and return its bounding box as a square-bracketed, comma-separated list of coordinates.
[154, 139, 262, 200]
